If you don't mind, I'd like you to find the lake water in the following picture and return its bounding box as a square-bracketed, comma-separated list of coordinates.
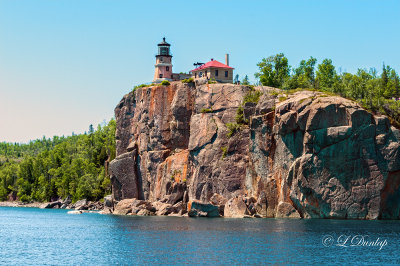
[0, 207, 399, 265]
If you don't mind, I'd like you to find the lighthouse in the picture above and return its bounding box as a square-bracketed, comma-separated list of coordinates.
[153, 37, 173, 83]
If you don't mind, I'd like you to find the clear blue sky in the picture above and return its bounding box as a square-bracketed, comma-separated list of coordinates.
[1, 0, 399, 143]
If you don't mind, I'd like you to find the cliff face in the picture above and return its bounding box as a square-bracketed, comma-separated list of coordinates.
[109, 80, 400, 219]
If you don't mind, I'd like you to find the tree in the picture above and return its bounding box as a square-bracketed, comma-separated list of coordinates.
[255, 53, 290, 88]
[286, 57, 317, 90]
[381, 63, 388, 88]
[0, 119, 116, 203]
[316, 59, 337, 91]
[88, 124, 94, 135]
[242, 75, 250, 85]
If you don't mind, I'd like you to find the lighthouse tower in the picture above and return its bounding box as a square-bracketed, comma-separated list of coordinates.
[153, 37, 173, 83]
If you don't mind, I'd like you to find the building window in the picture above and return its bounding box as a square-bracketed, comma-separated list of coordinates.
[195, 73, 197, 78]
[215, 70, 218, 76]
[225, 71, 228, 77]
[159, 74, 163, 78]
[199, 72, 203, 77]
[166, 66, 169, 71]
[160, 57, 163, 62]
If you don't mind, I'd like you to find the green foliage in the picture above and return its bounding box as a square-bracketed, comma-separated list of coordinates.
[161, 80, 170, 86]
[182, 78, 194, 83]
[242, 75, 250, 85]
[278, 96, 287, 102]
[0, 186, 8, 201]
[226, 123, 241, 137]
[201, 108, 213, 113]
[208, 78, 217, 84]
[0, 120, 116, 202]
[316, 59, 337, 91]
[255, 54, 400, 126]
[221, 146, 228, 159]
[170, 169, 181, 181]
[235, 105, 246, 125]
[255, 53, 290, 88]
[284, 57, 317, 90]
[270, 90, 279, 96]
[243, 90, 263, 104]
[133, 84, 149, 92]
[19, 194, 30, 203]
[233, 89, 263, 126]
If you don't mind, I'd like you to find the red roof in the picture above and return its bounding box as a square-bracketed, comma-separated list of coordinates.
[191, 60, 234, 72]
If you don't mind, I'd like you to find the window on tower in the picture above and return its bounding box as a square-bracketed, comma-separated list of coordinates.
[160, 74, 163, 78]
[160, 47, 169, 55]
[166, 66, 169, 71]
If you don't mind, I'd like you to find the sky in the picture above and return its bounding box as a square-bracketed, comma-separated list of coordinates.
[0, 0, 399, 143]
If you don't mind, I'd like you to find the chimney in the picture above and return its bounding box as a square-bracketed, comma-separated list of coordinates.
[225, 54, 229, 66]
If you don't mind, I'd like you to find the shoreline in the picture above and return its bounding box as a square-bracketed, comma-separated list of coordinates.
[0, 199, 104, 211]
[0, 201, 43, 208]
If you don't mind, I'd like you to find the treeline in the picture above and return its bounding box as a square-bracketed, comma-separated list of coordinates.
[255, 54, 400, 126]
[0, 120, 116, 202]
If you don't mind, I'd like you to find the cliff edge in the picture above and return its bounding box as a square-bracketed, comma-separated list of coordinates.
[108, 80, 400, 219]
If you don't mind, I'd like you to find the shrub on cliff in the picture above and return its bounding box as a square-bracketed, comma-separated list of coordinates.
[182, 78, 194, 83]
[208, 78, 217, 84]
[132, 84, 149, 92]
[226, 123, 241, 137]
[201, 108, 212, 113]
[243, 90, 262, 104]
[161, 80, 170, 86]
[235, 105, 246, 125]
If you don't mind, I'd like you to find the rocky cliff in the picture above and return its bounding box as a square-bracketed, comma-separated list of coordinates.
[109, 80, 400, 219]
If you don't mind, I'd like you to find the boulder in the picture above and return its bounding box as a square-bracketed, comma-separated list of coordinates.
[60, 196, 72, 209]
[152, 201, 174, 216]
[209, 193, 228, 216]
[224, 197, 249, 218]
[104, 195, 113, 208]
[136, 209, 155, 216]
[188, 200, 220, 217]
[74, 199, 88, 210]
[67, 210, 83, 214]
[113, 198, 136, 215]
[275, 202, 301, 218]
[40, 201, 62, 209]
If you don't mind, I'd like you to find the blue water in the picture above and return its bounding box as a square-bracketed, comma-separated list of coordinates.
[0, 207, 399, 265]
